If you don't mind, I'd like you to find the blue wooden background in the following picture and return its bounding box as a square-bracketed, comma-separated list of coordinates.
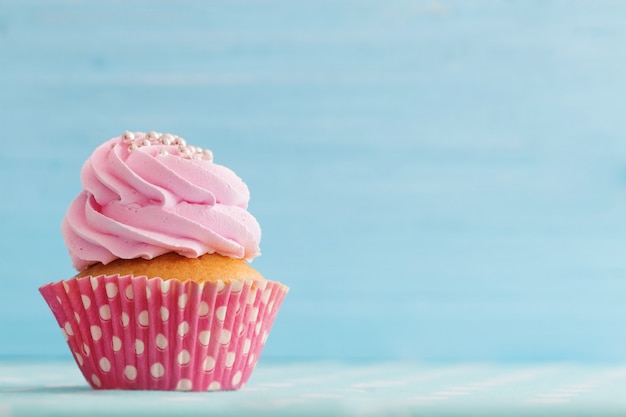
[1, 0, 626, 363]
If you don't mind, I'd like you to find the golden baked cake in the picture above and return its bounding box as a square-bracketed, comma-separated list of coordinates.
[75, 253, 265, 283]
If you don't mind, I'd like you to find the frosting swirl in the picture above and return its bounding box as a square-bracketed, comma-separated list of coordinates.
[62, 132, 261, 271]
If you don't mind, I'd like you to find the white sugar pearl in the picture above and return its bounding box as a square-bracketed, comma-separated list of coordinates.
[123, 131, 214, 163]
[122, 131, 135, 143]
[160, 134, 174, 145]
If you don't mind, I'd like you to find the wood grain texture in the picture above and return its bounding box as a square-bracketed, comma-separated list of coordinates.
[1, 1, 626, 361]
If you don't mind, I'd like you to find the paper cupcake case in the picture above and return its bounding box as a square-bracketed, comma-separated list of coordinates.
[39, 275, 288, 391]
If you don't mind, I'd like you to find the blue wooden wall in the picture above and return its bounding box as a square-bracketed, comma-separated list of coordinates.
[1, 0, 626, 362]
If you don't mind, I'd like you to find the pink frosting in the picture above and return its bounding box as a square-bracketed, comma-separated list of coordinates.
[62, 132, 261, 271]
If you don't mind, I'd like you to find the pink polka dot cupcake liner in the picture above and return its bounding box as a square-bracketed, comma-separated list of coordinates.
[39, 275, 288, 391]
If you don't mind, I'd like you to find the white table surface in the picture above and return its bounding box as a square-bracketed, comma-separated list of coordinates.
[2, 360, 626, 416]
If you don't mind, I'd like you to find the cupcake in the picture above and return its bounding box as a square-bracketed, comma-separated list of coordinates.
[39, 131, 288, 391]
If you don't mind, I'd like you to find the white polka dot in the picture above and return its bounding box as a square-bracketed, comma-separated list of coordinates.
[220, 329, 231, 345]
[150, 362, 165, 379]
[91, 375, 101, 387]
[255, 322, 262, 335]
[261, 290, 271, 304]
[238, 323, 244, 336]
[225, 352, 235, 368]
[56, 296, 62, 305]
[230, 280, 243, 293]
[199, 331, 211, 346]
[135, 339, 145, 355]
[160, 306, 169, 321]
[246, 290, 256, 305]
[176, 379, 193, 391]
[203, 356, 215, 371]
[60, 328, 69, 341]
[99, 357, 111, 372]
[232, 371, 242, 386]
[81, 295, 91, 309]
[83, 343, 90, 356]
[256, 280, 268, 290]
[243, 339, 251, 355]
[124, 365, 137, 381]
[145, 287, 151, 299]
[112, 336, 122, 352]
[161, 279, 171, 293]
[105, 283, 118, 298]
[90, 325, 102, 341]
[215, 306, 227, 321]
[74, 352, 84, 366]
[267, 301, 275, 314]
[178, 294, 188, 308]
[121, 312, 130, 327]
[64, 322, 74, 336]
[249, 307, 259, 322]
[74, 312, 81, 323]
[248, 354, 255, 366]
[199, 301, 209, 316]
[177, 350, 191, 365]
[138, 310, 149, 326]
[208, 381, 221, 391]
[90, 277, 99, 290]
[261, 331, 268, 344]
[62, 281, 70, 293]
[178, 321, 189, 337]
[156, 333, 168, 350]
[216, 280, 225, 292]
[99, 305, 111, 320]
[125, 285, 134, 300]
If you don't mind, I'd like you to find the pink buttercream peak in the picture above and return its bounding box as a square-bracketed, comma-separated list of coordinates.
[62, 132, 261, 271]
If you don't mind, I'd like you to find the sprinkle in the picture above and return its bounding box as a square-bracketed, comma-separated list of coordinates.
[122, 131, 213, 160]
[160, 134, 174, 145]
[122, 131, 135, 143]
[179, 146, 192, 158]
